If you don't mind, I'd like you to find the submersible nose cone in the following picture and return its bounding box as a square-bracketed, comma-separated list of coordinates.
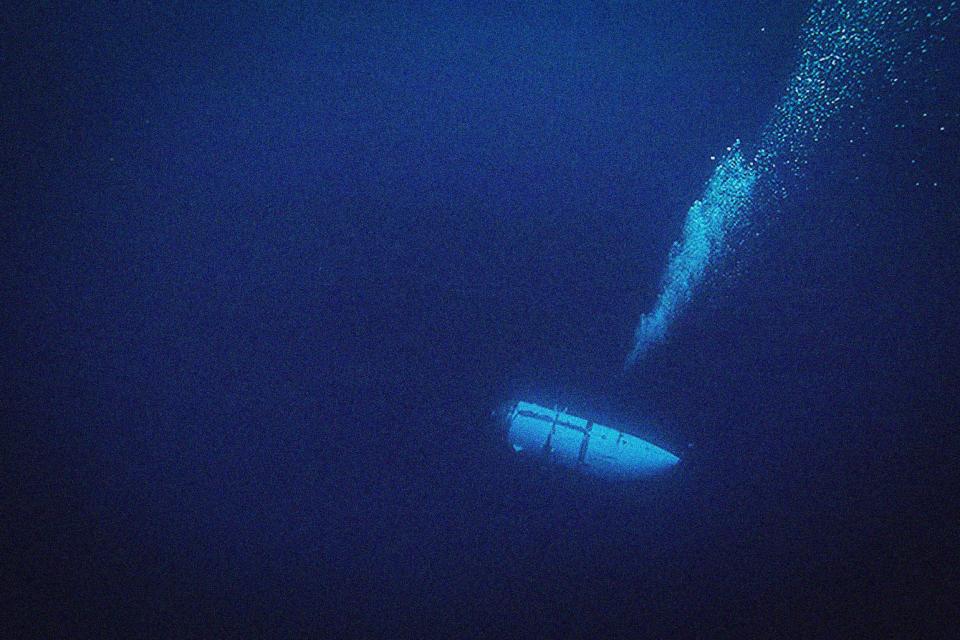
[502, 401, 680, 480]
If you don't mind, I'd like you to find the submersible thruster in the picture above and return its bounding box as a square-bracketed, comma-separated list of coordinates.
[501, 401, 679, 480]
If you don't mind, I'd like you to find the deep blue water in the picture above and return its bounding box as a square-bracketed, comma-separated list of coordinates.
[5, 2, 960, 637]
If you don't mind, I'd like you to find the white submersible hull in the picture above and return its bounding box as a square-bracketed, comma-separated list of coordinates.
[503, 401, 679, 480]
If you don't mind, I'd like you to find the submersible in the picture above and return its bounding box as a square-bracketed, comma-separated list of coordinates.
[500, 401, 679, 480]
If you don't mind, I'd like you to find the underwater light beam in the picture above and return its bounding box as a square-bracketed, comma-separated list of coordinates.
[625, 0, 956, 370]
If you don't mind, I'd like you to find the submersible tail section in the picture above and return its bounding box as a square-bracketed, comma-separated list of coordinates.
[502, 401, 679, 480]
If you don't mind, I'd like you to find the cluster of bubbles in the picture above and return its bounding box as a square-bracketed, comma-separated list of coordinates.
[625, 142, 756, 369]
[759, 0, 955, 173]
[626, 0, 956, 370]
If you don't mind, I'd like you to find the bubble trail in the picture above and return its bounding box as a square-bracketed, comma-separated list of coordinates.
[625, 0, 956, 370]
[626, 142, 757, 369]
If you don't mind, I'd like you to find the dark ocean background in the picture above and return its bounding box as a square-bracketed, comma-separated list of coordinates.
[5, 1, 959, 637]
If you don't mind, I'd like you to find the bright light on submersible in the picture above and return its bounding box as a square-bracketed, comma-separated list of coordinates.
[501, 401, 679, 480]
